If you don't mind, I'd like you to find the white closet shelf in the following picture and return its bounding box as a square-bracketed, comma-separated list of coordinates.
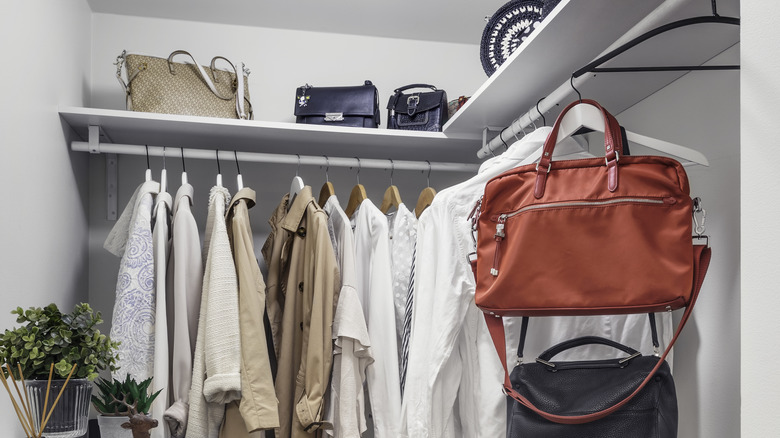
[59, 106, 482, 163]
[442, 0, 664, 137]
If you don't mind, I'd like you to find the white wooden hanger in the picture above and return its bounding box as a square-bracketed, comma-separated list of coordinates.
[556, 103, 709, 166]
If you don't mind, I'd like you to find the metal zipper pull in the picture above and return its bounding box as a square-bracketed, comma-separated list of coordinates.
[491, 214, 507, 276]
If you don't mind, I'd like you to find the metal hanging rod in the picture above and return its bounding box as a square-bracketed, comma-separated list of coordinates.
[72, 141, 480, 173]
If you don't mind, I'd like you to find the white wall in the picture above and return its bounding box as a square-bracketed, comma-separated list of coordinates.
[741, 0, 780, 435]
[616, 45, 740, 437]
[89, 13, 486, 123]
[0, 0, 93, 435]
[86, 13, 482, 341]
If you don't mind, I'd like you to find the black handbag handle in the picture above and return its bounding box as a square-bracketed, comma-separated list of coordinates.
[393, 83, 438, 94]
[537, 336, 639, 362]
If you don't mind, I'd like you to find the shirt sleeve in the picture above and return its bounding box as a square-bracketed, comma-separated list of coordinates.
[295, 211, 339, 430]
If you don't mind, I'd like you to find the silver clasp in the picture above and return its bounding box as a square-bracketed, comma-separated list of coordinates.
[693, 197, 707, 236]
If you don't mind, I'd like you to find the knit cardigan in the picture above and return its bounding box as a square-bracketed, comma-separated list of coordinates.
[187, 186, 242, 438]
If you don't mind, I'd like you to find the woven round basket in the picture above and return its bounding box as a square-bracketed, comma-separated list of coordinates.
[480, 0, 561, 77]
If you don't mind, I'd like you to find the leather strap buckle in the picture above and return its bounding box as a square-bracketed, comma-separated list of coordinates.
[535, 161, 551, 173]
[605, 151, 619, 166]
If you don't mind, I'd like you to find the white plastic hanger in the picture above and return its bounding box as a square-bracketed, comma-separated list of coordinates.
[144, 145, 152, 182]
[234, 151, 244, 191]
[180, 148, 188, 185]
[288, 154, 305, 209]
[215, 150, 223, 187]
[160, 146, 168, 193]
[556, 102, 709, 166]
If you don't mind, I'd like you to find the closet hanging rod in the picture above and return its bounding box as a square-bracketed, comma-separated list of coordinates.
[71, 141, 480, 173]
[477, 3, 740, 159]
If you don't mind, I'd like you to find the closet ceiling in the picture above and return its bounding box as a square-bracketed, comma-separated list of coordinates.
[86, 0, 511, 44]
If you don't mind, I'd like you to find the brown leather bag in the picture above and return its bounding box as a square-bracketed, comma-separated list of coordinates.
[471, 99, 712, 425]
[475, 99, 698, 317]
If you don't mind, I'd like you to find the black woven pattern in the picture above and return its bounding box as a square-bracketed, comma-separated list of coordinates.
[480, 0, 561, 77]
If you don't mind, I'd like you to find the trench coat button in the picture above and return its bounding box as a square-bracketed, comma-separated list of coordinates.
[297, 227, 307, 237]
[298, 282, 304, 292]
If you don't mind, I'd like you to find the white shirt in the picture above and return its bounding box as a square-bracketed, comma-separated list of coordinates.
[152, 190, 172, 438]
[351, 199, 402, 437]
[163, 183, 204, 438]
[323, 195, 374, 438]
[400, 127, 672, 438]
[386, 203, 417, 365]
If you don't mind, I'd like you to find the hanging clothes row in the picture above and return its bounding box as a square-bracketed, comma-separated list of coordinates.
[102, 149, 434, 438]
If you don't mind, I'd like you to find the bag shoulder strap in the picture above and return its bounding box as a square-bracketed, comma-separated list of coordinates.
[483, 244, 711, 425]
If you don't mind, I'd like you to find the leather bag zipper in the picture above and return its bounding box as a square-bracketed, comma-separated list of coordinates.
[490, 197, 676, 276]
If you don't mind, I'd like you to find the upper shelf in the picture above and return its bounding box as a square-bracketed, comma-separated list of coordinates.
[60, 106, 482, 163]
[443, 0, 665, 136]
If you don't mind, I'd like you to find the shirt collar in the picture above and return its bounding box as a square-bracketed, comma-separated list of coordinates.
[280, 186, 314, 232]
[173, 183, 194, 216]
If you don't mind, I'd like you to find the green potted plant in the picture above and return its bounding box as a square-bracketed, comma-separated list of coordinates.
[0, 303, 119, 438]
[92, 375, 161, 438]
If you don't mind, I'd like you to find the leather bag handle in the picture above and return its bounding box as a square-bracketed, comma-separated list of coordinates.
[483, 244, 711, 425]
[167, 50, 234, 101]
[537, 336, 639, 362]
[534, 99, 624, 198]
[393, 83, 438, 94]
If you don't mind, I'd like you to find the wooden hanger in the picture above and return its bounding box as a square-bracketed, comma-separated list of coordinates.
[344, 157, 367, 218]
[415, 187, 436, 218]
[379, 159, 402, 214]
[415, 160, 436, 218]
[318, 156, 336, 207]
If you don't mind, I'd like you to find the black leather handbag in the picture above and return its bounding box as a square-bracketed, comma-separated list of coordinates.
[508, 333, 678, 438]
[386, 84, 448, 131]
[294, 81, 380, 128]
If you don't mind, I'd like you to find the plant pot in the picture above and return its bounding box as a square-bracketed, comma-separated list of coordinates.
[24, 378, 92, 438]
[97, 415, 134, 438]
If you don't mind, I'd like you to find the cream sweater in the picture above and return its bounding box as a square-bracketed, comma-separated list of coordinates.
[187, 186, 242, 438]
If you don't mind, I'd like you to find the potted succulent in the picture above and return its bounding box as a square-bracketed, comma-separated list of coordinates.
[92, 375, 161, 438]
[0, 303, 119, 438]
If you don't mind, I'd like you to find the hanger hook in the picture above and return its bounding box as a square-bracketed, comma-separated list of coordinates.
[215, 149, 221, 174]
[234, 150, 241, 175]
[162, 146, 167, 169]
[354, 157, 361, 185]
[322, 155, 330, 182]
[570, 74, 582, 103]
[389, 158, 395, 185]
[498, 129, 509, 151]
[425, 160, 432, 187]
[711, 0, 719, 16]
[528, 105, 537, 130]
[145, 145, 150, 170]
[296, 154, 301, 176]
[536, 97, 546, 126]
[180, 148, 186, 173]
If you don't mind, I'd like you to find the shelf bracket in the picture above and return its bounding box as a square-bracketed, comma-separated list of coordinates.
[106, 154, 118, 221]
[89, 125, 119, 220]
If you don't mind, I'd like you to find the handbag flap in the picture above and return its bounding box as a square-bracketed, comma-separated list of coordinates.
[387, 90, 446, 113]
[295, 85, 377, 117]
